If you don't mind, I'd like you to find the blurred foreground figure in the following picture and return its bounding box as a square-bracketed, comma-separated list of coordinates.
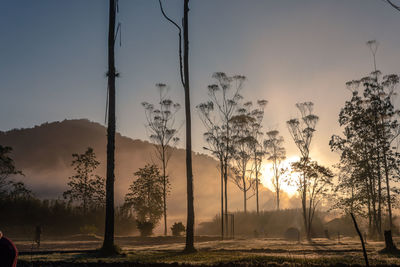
[0, 231, 18, 267]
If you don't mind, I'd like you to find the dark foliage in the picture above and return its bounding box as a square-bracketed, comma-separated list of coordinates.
[0, 196, 136, 239]
[171, 222, 186, 236]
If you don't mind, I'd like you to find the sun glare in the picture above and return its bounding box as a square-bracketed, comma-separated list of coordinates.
[260, 156, 300, 197]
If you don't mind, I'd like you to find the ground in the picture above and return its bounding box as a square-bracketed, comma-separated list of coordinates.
[15, 236, 400, 266]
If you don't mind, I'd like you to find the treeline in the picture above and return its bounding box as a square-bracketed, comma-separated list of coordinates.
[0, 196, 136, 239]
[197, 209, 358, 238]
[0, 145, 136, 238]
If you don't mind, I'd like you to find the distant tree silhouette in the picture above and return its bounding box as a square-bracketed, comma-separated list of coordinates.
[248, 100, 268, 215]
[0, 145, 22, 197]
[63, 147, 105, 216]
[124, 164, 163, 237]
[102, 0, 119, 255]
[230, 102, 257, 214]
[264, 130, 286, 211]
[142, 83, 180, 236]
[197, 101, 226, 238]
[286, 102, 319, 240]
[8, 181, 33, 201]
[158, 0, 195, 252]
[291, 160, 333, 239]
[197, 72, 245, 237]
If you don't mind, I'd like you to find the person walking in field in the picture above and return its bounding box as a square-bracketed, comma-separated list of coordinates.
[0, 231, 18, 267]
[34, 225, 42, 248]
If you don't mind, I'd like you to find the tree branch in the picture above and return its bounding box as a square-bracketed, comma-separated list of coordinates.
[384, 0, 400, 11]
[158, 0, 185, 88]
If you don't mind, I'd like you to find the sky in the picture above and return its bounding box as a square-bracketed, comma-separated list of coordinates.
[1, 0, 400, 169]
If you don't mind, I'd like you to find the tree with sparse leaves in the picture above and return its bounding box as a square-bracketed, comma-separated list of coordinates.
[230, 102, 258, 214]
[286, 102, 319, 240]
[63, 147, 105, 216]
[142, 83, 180, 236]
[197, 72, 245, 237]
[264, 130, 286, 211]
[248, 100, 268, 215]
[291, 160, 333, 239]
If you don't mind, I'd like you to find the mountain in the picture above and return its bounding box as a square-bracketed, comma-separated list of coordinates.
[0, 119, 297, 232]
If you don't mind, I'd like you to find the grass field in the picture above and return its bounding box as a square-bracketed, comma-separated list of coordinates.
[16, 236, 400, 266]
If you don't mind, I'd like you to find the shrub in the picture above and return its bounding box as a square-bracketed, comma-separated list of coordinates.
[171, 222, 185, 236]
[80, 224, 98, 235]
[137, 221, 154, 237]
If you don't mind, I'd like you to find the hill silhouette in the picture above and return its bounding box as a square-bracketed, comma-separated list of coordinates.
[0, 119, 298, 232]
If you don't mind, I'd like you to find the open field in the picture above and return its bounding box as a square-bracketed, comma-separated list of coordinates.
[15, 236, 400, 266]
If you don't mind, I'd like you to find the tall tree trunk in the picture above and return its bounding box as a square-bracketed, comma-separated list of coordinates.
[383, 151, 393, 230]
[277, 183, 280, 211]
[220, 159, 224, 240]
[102, 0, 116, 254]
[381, 117, 393, 230]
[183, 0, 195, 253]
[242, 169, 247, 214]
[162, 148, 167, 236]
[374, 116, 382, 236]
[301, 171, 309, 240]
[224, 158, 228, 237]
[255, 159, 259, 215]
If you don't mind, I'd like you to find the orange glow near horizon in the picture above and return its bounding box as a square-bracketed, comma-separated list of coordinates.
[260, 155, 300, 197]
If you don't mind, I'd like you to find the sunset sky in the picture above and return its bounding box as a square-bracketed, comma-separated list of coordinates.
[1, 0, 400, 172]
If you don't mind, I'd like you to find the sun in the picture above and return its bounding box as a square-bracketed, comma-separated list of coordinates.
[260, 156, 300, 197]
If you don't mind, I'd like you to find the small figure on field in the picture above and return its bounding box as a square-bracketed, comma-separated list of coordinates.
[0, 231, 18, 267]
[34, 225, 42, 248]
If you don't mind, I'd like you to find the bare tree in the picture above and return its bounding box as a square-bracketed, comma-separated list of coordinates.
[264, 130, 286, 210]
[158, 0, 195, 252]
[286, 102, 319, 240]
[142, 83, 180, 236]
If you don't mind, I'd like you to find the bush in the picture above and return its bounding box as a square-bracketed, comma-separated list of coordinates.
[171, 222, 185, 236]
[137, 221, 154, 237]
[80, 224, 98, 235]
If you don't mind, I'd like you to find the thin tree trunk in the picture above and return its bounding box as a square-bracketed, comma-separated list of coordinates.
[374, 116, 383, 235]
[301, 171, 309, 240]
[224, 158, 228, 237]
[277, 184, 280, 211]
[381, 121, 393, 230]
[162, 148, 167, 236]
[255, 159, 259, 215]
[220, 160, 224, 240]
[383, 152, 393, 230]
[351, 213, 369, 267]
[102, 0, 116, 254]
[183, 0, 195, 253]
